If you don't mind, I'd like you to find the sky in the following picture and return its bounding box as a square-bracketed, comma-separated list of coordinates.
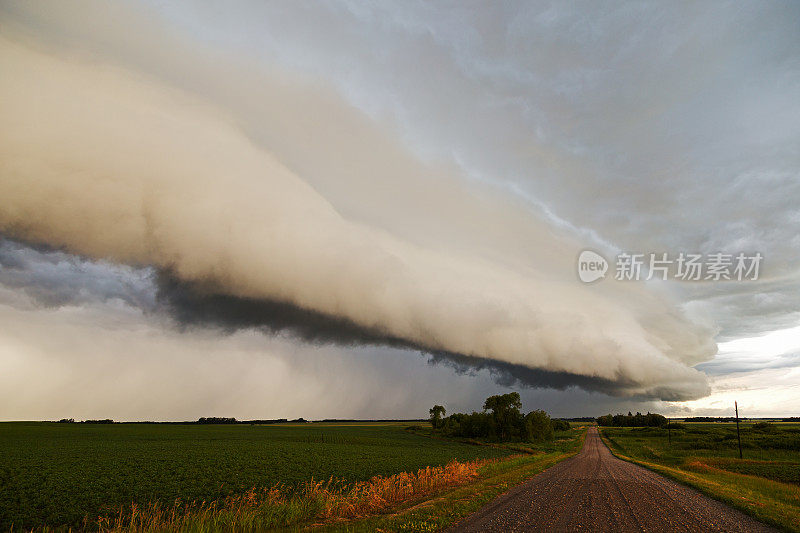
[0, 1, 798, 420]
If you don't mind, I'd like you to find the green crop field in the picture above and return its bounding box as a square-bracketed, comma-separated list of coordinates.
[0, 422, 515, 530]
[600, 422, 800, 531]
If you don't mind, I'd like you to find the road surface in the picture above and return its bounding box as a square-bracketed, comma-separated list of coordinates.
[450, 427, 775, 532]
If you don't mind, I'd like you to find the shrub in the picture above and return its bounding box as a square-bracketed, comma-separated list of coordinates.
[526, 410, 554, 442]
[551, 419, 571, 432]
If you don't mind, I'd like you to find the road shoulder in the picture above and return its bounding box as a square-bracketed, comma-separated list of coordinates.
[598, 428, 793, 532]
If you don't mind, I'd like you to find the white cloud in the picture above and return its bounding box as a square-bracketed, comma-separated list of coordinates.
[676, 367, 800, 418]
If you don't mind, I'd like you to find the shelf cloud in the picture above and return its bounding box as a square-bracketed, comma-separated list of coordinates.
[0, 25, 715, 400]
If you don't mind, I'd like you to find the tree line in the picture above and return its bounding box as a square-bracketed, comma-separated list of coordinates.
[57, 418, 114, 424]
[595, 412, 667, 427]
[55, 417, 310, 424]
[429, 393, 570, 443]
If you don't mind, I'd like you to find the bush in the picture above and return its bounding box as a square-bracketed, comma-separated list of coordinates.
[551, 419, 571, 432]
[442, 411, 496, 439]
[526, 410, 554, 442]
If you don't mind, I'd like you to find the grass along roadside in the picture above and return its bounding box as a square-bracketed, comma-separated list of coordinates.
[93, 459, 486, 532]
[90, 427, 586, 532]
[598, 427, 800, 533]
[318, 426, 588, 532]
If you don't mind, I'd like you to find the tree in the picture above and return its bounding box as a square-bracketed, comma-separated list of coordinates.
[596, 414, 613, 427]
[526, 410, 554, 442]
[429, 405, 446, 429]
[483, 392, 522, 440]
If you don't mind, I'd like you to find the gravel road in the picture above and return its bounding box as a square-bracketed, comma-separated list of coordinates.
[450, 427, 775, 532]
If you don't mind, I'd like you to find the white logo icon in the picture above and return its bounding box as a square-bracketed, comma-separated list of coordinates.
[578, 250, 608, 283]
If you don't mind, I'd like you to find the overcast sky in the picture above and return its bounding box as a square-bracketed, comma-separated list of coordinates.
[1, 1, 798, 420]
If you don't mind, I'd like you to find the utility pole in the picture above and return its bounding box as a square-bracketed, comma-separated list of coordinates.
[735, 401, 743, 459]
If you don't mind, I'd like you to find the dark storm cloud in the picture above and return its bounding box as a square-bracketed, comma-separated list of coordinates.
[156, 270, 413, 347]
[157, 271, 659, 397]
[426, 351, 644, 398]
[0, 238, 687, 398]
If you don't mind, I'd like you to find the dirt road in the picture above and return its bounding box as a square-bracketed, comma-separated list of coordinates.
[450, 427, 774, 532]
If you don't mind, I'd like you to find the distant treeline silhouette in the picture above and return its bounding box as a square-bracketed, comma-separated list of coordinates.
[197, 417, 310, 424]
[320, 419, 426, 423]
[596, 412, 667, 427]
[429, 393, 570, 443]
[56, 418, 115, 424]
[682, 416, 797, 422]
[683, 416, 738, 422]
[55, 417, 313, 424]
[197, 417, 238, 424]
[51, 417, 426, 425]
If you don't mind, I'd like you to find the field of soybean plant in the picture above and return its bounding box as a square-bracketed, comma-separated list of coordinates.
[0, 421, 516, 531]
[600, 421, 800, 531]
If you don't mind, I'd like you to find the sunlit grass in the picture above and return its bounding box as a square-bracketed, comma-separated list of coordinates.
[600, 423, 800, 532]
[95, 459, 487, 532]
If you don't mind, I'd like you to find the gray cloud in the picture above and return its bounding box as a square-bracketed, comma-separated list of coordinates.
[0, 238, 155, 309]
[696, 350, 800, 376]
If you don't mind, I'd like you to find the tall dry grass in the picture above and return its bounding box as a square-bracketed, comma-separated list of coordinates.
[96, 459, 489, 532]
